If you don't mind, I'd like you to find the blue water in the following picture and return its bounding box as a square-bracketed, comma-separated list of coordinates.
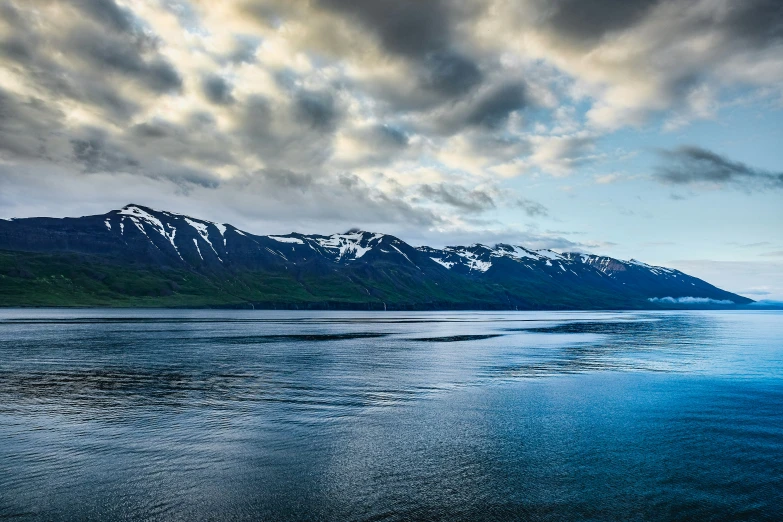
[0, 310, 781, 520]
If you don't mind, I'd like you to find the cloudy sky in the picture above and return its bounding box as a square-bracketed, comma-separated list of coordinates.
[1, 0, 782, 298]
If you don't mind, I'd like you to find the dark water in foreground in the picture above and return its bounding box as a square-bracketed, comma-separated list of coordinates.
[0, 310, 781, 521]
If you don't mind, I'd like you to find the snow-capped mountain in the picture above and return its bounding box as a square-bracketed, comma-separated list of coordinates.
[420, 243, 572, 273]
[0, 204, 751, 309]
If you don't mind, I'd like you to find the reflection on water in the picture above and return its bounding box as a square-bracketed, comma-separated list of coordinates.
[0, 310, 781, 521]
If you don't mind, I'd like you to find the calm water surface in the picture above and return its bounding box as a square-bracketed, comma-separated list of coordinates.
[0, 310, 781, 520]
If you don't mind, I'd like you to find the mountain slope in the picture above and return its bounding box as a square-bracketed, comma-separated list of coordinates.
[0, 205, 751, 309]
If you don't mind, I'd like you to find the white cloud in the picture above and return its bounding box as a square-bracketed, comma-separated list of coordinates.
[648, 296, 734, 305]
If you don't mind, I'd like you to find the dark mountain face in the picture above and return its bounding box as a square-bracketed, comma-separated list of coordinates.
[0, 204, 751, 309]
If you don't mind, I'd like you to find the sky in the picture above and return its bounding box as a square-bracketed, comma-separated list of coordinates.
[0, 0, 782, 299]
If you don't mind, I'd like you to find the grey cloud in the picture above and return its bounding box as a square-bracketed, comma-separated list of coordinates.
[0, 12, 141, 122]
[132, 121, 171, 139]
[144, 61, 182, 93]
[80, 86, 140, 121]
[0, 88, 63, 159]
[2, 0, 180, 102]
[237, 95, 336, 170]
[373, 125, 409, 149]
[465, 83, 528, 128]
[318, 0, 452, 58]
[429, 81, 531, 136]
[295, 89, 338, 130]
[71, 134, 219, 188]
[0, 1, 22, 24]
[359, 124, 411, 156]
[515, 198, 548, 217]
[318, 0, 483, 98]
[532, 0, 782, 51]
[7, 54, 140, 123]
[419, 184, 496, 213]
[202, 74, 234, 105]
[1, 34, 35, 62]
[261, 169, 314, 190]
[467, 133, 533, 163]
[241, 95, 272, 131]
[129, 116, 235, 167]
[71, 136, 139, 173]
[150, 164, 221, 189]
[655, 146, 783, 191]
[64, 121, 225, 189]
[422, 183, 549, 217]
[228, 35, 260, 64]
[542, 0, 660, 44]
[718, 0, 783, 48]
[419, 50, 482, 97]
[66, 25, 182, 94]
[331, 124, 411, 169]
[0, 83, 142, 177]
[74, 0, 137, 34]
[222, 169, 442, 228]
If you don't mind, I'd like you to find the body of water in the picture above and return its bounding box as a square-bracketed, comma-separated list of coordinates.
[0, 310, 781, 520]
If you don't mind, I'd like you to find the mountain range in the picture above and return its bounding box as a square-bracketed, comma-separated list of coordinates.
[0, 205, 751, 309]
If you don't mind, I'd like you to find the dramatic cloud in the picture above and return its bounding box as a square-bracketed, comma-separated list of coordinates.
[655, 146, 783, 190]
[0, 0, 781, 251]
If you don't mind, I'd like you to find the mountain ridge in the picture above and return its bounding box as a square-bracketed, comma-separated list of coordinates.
[0, 204, 752, 309]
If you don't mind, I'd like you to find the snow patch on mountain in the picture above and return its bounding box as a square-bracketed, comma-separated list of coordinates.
[497, 245, 537, 260]
[165, 227, 183, 260]
[446, 247, 492, 272]
[627, 258, 674, 275]
[185, 217, 222, 262]
[120, 206, 164, 231]
[129, 217, 147, 236]
[422, 244, 572, 272]
[391, 244, 418, 268]
[534, 249, 563, 260]
[121, 204, 229, 260]
[269, 236, 304, 244]
[312, 231, 382, 260]
[264, 247, 287, 260]
[192, 238, 203, 260]
[430, 257, 455, 269]
[119, 206, 184, 259]
[215, 223, 227, 246]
